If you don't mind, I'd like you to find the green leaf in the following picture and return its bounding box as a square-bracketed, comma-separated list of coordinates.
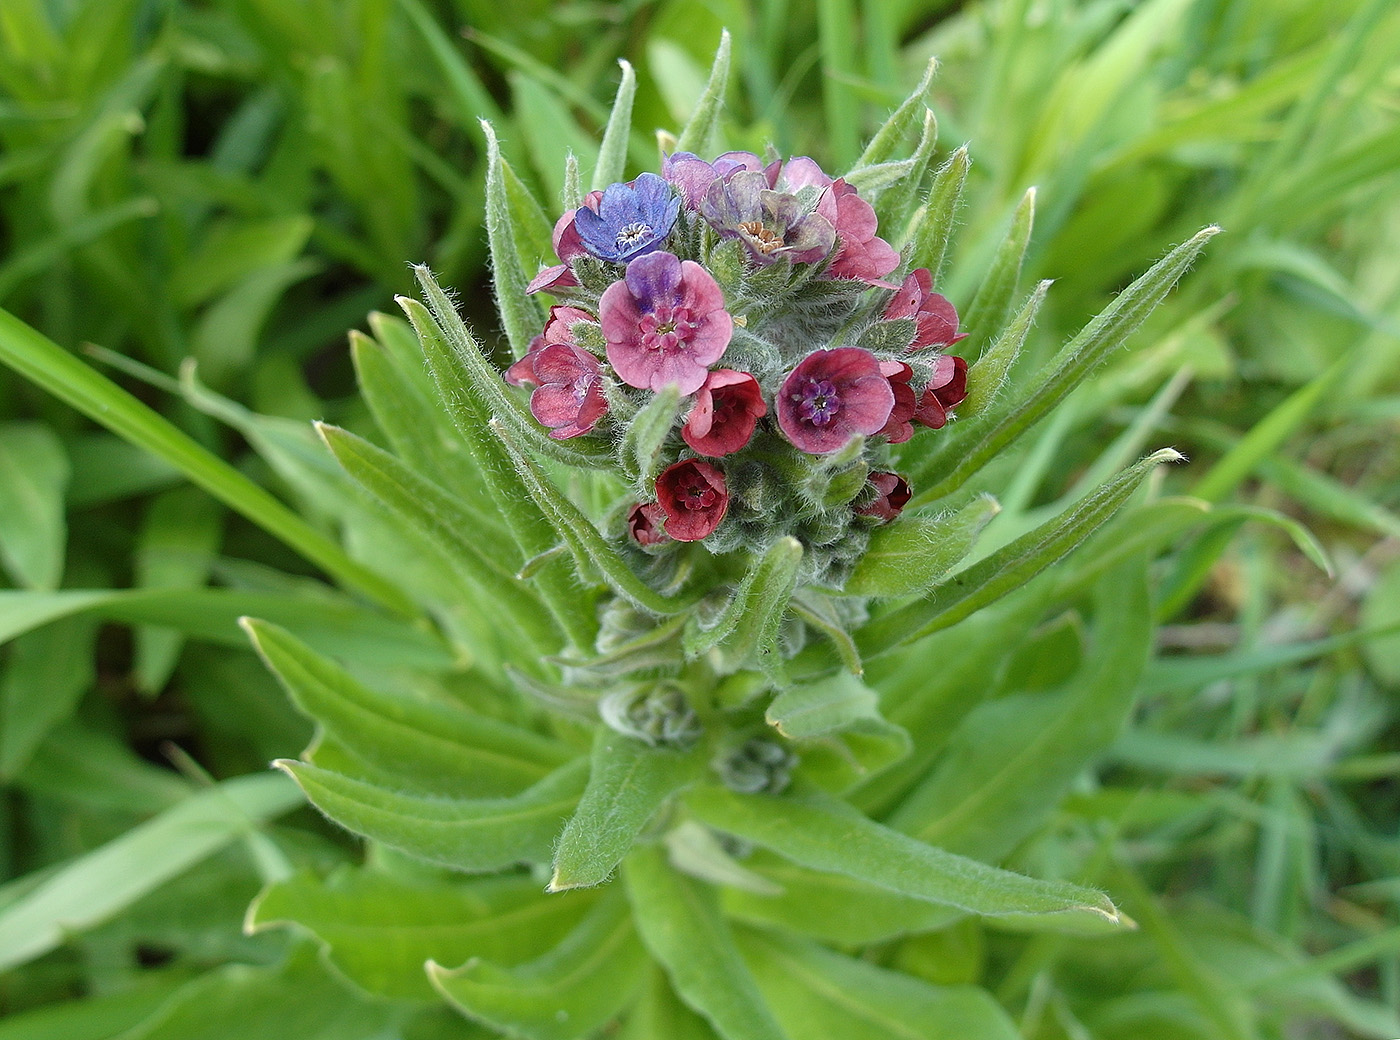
[961, 280, 1051, 420]
[863, 449, 1180, 653]
[922, 228, 1218, 501]
[675, 30, 731, 155]
[0, 617, 95, 779]
[683, 537, 803, 671]
[133, 487, 223, 695]
[277, 759, 586, 873]
[480, 119, 546, 358]
[492, 417, 697, 616]
[844, 495, 1000, 598]
[875, 109, 940, 241]
[429, 888, 649, 1040]
[593, 59, 637, 190]
[244, 618, 571, 797]
[956, 187, 1035, 362]
[249, 870, 594, 1001]
[855, 57, 938, 168]
[0, 976, 188, 1040]
[738, 930, 1021, 1040]
[625, 843, 788, 1040]
[0, 772, 301, 973]
[764, 671, 911, 792]
[623, 384, 683, 486]
[315, 423, 559, 655]
[908, 146, 970, 285]
[0, 307, 413, 615]
[889, 557, 1153, 863]
[551, 730, 703, 891]
[685, 785, 1127, 931]
[722, 851, 958, 945]
[0, 423, 68, 590]
[766, 671, 897, 741]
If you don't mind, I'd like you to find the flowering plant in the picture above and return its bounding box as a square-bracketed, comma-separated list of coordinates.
[232, 40, 1216, 1037]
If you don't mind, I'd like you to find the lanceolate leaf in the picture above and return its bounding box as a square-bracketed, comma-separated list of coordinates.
[876, 109, 940, 241]
[844, 495, 1000, 598]
[244, 619, 571, 797]
[625, 844, 788, 1040]
[922, 228, 1218, 501]
[908, 147, 970, 285]
[861, 449, 1181, 654]
[957, 187, 1036, 362]
[684, 785, 1126, 931]
[248, 870, 594, 1002]
[551, 731, 703, 891]
[683, 537, 803, 666]
[275, 759, 587, 873]
[959, 280, 1052, 422]
[675, 30, 731, 155]
[480, 119, 545, 356]
[0, 423, 69, 590]
[856, 57, 938, 169]
[765, 671, 894, 741]
[429, 888, 649, 1040]
[594, 59, 637, 190]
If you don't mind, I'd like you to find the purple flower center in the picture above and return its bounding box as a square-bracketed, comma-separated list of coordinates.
[793, 377, 841, 426]
[639, 305, 697, 354]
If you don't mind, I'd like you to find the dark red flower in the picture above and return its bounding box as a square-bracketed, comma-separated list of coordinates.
[655, 459, 728, 541]
[682, 369, 767, 457]
[912, 354, 969, 430]
[884, 268, 966, 351]
[627, 502, 671, 547]
[855, 471, 912, 522]
[776, 348, 895, 454]
[875, 360, 917, 444]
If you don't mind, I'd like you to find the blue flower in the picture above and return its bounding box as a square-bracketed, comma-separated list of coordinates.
[574, 173, 681, 263]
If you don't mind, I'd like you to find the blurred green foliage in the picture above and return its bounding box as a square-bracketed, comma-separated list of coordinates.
[1, 0, 1398, 1036]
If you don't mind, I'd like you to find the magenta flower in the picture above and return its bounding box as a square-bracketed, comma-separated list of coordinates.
[855, 471, 912, 522]
[504, 307, 607, 439]
[682, 369, 767, 457]
[777, 348, 895, 454]
[875, 360, 917, 444]
[600, 251, 732, 394]
[912, 354, 969, 430]
[655, 459, 728, 541]
[662, 151, 769, 209]
[574, 173, 680, 263]
[526, 192, 602, 295]
[884, 269, 966, 350]
[820, 179, 900, 284]
[699, 171, 836, 266]
[627, 502, 671, 547]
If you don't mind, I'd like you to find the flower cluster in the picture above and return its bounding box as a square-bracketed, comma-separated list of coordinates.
[508, 153, 969, 584]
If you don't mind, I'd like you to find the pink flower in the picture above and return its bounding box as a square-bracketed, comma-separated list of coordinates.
[777, 348, 895, 454]
[655, 459, 728, 541]
[884, 269, 966, 350]
[504, 307, 607, 439]
[627, 502, 671, 547]
[875, 360, 917, 444]
[600, 251, 732, 395]
[855, 472, 912, 522]
[526, 191, 603, 295]
[682, 369, 767, 457]
[818, 180, 900, 284]
[912, 354, 969, 430]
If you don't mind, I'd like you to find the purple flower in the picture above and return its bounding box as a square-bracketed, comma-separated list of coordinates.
[574, 173, 681, 263]
[884, 269, 966, 350]
[855, 472, 912, 522]
[504, 306, 607, 439]
[682, 369, 767, 457]
[699, 171, 836, 266]
[912, 354, 969, 430]
[600, 251, 732, 394]
[777, 348, 895, 454]
[656, 459, 728, 541]
[663, 151, 771, 209]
